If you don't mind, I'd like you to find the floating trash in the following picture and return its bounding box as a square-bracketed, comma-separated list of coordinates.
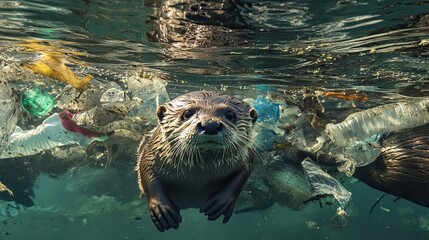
[0, 111, 108, 159]
[252, 95, 281, 124]
[323, 98, 429, 147]
[301, 157, 351, 207]
[23, 53, 93, 92]
[21, 87, 55, 116]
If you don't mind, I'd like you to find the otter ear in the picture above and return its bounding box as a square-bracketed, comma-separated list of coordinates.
[156, 105, 167, 123]
[250, 109, 258, 123]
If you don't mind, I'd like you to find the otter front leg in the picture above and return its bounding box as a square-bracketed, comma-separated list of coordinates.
[140, 171, 182, 232]
[200, 170, 250, 223]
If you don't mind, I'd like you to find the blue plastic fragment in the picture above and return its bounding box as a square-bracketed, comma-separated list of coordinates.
[252, 95, 281, 124]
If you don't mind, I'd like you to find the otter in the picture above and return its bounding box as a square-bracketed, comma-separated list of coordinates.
[137, 91, 258, 232]
[354, 124, 429, 208]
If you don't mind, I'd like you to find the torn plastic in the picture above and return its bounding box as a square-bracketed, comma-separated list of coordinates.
[301, 157, 351, 207]
[0, 111, 107, 159]
[58, 70, 170, 133]
[72, 85, 136, 132]
[301, 157, 351, 228]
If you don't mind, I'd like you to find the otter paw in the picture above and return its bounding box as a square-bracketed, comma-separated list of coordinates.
[200, 194, 236, 223]
[148, 197, 182, 232]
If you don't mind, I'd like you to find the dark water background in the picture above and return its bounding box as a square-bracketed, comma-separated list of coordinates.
[1, 0, 429, 239]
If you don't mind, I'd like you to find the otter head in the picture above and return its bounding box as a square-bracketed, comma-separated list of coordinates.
[156, 91, 258, 164]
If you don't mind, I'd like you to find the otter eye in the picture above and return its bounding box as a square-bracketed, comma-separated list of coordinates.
[225, 111, 236, 122]
[182, 110, 194, 120]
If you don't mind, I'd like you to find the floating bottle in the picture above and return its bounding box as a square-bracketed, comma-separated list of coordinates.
[324, 98, 429, 147]
[21, 87, 55, 117]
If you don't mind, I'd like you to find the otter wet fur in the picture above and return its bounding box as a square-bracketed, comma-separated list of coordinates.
[137, 91, 258, 232]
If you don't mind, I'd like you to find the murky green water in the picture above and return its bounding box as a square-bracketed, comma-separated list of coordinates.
[1, 0, 429, 239]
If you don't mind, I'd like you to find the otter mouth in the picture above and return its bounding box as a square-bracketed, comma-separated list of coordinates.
[192, 135, 225, 151]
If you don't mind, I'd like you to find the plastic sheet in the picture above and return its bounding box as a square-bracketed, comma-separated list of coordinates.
[301, 157, 351, 207]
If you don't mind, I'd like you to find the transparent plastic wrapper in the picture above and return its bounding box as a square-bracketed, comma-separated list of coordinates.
[301, 157, 351, 207]
[126, 70, 170, 124]
[301, 157, 351, 228]
[0, 111, 107, 159]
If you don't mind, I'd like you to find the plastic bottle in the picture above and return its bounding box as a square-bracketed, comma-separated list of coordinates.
[21, 87, 55, 117]
[324, 98, 429, 147]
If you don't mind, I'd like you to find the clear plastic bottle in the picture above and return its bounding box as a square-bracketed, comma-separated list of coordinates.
[324, 99, 429, 147]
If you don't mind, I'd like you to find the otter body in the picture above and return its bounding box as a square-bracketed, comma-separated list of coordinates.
[355, 124, 429, 208]
[137, 91, 257, 231]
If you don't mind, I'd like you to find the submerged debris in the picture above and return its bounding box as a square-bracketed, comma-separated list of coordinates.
[0, 181, 13, 196]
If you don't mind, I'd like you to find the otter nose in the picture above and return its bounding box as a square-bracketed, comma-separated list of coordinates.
[198, 119, 223, 135]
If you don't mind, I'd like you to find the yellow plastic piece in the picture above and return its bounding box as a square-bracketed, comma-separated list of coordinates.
[18, 40, 93, 92]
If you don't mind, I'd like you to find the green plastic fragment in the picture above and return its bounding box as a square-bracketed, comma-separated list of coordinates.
[21, 87, 55, 116]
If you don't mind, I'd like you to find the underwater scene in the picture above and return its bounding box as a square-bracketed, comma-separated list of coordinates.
[1, 0, 429, 239]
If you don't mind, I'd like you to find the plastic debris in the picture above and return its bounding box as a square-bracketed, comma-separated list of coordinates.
[268, 164, 313, 211]
[0, 181, 13, 196]
[335, 134, 384, 176]
[301, 157, 351, 207]
[310, 98, 429, 176]
[0, 79, 20, 156]
[0, 111, 108, 159]
[23, 53, 93, 92]
[316, 90, 369, 101]
[252, 95, 281, 124]
[323, 98, 429, 147]
[126, 69, 170, 124]
[331, 207, 348, 228]
[21, 87, 55, 116]
[17, 39, 88, 60]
